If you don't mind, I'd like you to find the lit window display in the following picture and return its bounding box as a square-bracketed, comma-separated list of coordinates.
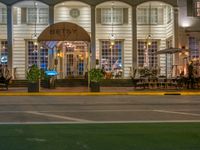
[137, 41, 158, 68]
[27, 41, 48, 69]
[195, 1, 200, 16]
[101, 40, 123, 78]
[0, 41, 8, 64]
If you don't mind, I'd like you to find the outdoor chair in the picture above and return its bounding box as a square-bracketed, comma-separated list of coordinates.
[150, 77, 158, 88]
[0, 76, 12, 90]
[157, 77, 167, 89]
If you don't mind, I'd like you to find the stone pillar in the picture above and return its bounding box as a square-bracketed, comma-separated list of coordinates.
[90, 5, 96, 69]
[49, 5, 54, 25]
[7, 5, 13, 74]
[132, 5, 137, 69]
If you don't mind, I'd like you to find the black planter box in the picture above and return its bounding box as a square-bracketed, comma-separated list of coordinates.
[90, 82, 100, 92]
[28, 82, 39, 92]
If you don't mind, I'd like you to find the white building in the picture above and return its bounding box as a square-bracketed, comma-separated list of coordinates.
[0, 0, 199, 80]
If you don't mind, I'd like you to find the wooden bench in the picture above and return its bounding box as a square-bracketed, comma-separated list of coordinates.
[0, 76, 11, 90]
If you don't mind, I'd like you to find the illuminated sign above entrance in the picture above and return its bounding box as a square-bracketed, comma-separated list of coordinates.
[38, 22, 90, 42]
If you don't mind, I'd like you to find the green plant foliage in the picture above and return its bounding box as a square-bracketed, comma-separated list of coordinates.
[89, 68, 104, 83]
[26, 65, 41, 83]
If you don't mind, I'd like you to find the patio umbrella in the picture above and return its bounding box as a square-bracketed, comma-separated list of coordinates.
[156, 48, 186, 78]
[156, 48, 183, 54]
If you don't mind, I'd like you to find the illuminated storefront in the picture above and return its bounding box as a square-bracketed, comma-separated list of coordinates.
[1, 0, 198, 80]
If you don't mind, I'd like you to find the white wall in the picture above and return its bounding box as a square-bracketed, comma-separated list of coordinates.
[0, 3, 7, 41]
[12, 2, 49, 79]
[137, 2, 175, 77]
[54, 2, 91, 33]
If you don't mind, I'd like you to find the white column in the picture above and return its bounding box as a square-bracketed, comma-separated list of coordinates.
[91, 5, 96, 69]
[173, 7, 179, 67]
[7, 5, 13, 74]
[49, 5, 54, 25]
[132, 5, 137, 68]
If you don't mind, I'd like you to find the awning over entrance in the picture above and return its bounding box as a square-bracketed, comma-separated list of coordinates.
[38, 22, 90, 42]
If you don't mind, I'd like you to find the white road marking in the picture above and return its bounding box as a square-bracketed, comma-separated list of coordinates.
[154, 110, 200, 117]
[0, 120, 200, 125]
[0, 109, 152, 113]
[25, 111, 91, 122]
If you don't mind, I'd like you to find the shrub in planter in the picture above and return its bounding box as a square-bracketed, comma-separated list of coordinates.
[26, 65, 41, 92]
[89, 68, 104, 92]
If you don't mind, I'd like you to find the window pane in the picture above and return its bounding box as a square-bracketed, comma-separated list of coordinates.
[195, 2, 200, 16]
[0, 8, 7, 24]
[101, 40, 123, 73]
[0, 41, 8, 65]
[189, 37, 200, 60]
[28, 41, 38, 67]
[113, 8, 123, 24]
[138, 41, 158, 67]
[27, 8, 37, 24]
[39, 8, 48, 24]
[137, 8, 148, 24]
[27, 41, 48, 69]
[167, 6, 172, 23]
[101, 8, 112, 24]
[150, 8, 158, 24]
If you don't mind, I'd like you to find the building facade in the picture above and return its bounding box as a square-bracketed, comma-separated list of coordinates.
[0, 0, 199, 79]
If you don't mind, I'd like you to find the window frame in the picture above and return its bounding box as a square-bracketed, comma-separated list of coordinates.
[27, 7, 49, 25]
[167, 6, 172, 23]
[26, 40, 49, 70]
[0, 40, 8, 65]
[137, 40, 158, 68]
[101, 7, 123, 25]
[100, 39, 124, 75]
[137, 6, 160, 25]
[194, 1, 200, 17]
[0, 7, 7, 25]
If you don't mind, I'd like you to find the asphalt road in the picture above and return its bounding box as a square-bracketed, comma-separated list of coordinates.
[0, 96, 200, 124]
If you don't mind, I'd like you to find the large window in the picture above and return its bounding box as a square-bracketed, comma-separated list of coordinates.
[0, 40, 8, 65]
[101, 8, 123, 25]
[189, 37, 200, 60]
[195, 1, 200, 16]
[137, 8, 148, 24]
[137, 7, 162, 25]
[167, 6, 172, 23]
[27, 8, 48, 24]
[0, 7, 7, 24]
[138, 41, 158, 67]
[101, 40, 123, 72]
[27, 8, 37, 24]
[27, 41, 48, 70]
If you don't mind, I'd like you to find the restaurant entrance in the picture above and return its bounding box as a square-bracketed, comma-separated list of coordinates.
[37, 22, 91, 80]
[55, 41, 88, 79]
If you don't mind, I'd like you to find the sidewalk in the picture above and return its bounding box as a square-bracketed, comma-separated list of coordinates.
[0, 87, 200, 96]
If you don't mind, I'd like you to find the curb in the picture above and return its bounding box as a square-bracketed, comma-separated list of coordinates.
[0, 92, 200, 96]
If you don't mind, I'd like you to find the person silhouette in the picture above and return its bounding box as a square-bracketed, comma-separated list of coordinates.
[187, 61, 194, 89]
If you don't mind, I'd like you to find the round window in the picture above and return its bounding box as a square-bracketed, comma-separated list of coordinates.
[70, 8, 80, 18]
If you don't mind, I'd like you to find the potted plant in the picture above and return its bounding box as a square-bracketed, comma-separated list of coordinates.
[89, 68, 104, 92]
[26, 65, 41, 92]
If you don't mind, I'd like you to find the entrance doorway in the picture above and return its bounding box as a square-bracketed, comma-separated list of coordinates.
[37, 22, 91, 80]
[54, 41, 88, 79]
